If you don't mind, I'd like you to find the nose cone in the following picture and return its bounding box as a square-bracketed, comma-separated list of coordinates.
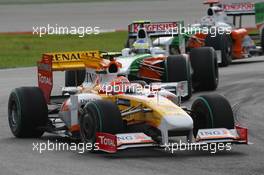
[160, 114, 193, 131]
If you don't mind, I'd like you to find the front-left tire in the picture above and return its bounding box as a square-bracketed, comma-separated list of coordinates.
[8, 87, 48, 138]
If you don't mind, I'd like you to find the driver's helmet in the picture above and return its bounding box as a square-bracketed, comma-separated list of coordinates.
[133, 39, 150, 54]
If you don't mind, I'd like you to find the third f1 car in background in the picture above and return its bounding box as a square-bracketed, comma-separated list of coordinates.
[185, 0, 264, 66]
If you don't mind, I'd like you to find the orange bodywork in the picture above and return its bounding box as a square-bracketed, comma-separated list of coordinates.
[188, 29, 249, 60]
[187, 33, 207, 49]
[231, 28, 248, 59]
[69, 124, 80, 133]
[138, 57, 165, 81]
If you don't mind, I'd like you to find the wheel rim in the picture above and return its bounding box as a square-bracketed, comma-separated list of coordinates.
[192, 100, 211, 137]
[227, 44, 232, 63]
[80, 113, 95, 143]
[215, 57, 219, 85]
[9, 102, 19, 132]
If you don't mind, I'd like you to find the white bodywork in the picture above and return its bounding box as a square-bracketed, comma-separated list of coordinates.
[191, 6, 233, 33]
[59, 79, 191, 143]
[59, 93, 102, 128]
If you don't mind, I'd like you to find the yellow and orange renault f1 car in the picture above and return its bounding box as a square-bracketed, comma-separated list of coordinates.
[8, 51, 248, 153]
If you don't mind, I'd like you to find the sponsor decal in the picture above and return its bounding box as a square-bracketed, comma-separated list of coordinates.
[79, 98, 99, 105]
[199, 130, 227, 136]
[38, 54, 53, 103]
[116, 133, 154, 145]
[50, 51, 100, 62]
[197, 128, 236, 140]
[118, 135, 134, 141]
[223, 2, 255, 14]
[52, 53, 80, 61]
[96, 133, 117, 153]
[98, 136, 116, 146]
[132, 22, 178, 33]
[38, 73, 52, 86]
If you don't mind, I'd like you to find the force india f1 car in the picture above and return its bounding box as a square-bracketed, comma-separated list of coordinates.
[186, 0, 264, 67]
[66, 21, 219, 100]
[8, 51, 248, 153]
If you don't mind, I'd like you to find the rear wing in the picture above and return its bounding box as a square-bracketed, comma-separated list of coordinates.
[221, 1, 255, 16]
[203, 0, 220, 7]
[128, 21, 184, 37]
[37, 50, 120, 103]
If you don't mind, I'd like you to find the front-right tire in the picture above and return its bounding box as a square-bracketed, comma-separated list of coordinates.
[191, 94, 234, 137]
[79, 100, 123, 152]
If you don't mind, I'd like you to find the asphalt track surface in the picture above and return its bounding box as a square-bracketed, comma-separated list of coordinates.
[0, 1, 264, 175]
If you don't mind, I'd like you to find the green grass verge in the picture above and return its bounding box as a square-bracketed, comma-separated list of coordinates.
[0, 31, 127, 68]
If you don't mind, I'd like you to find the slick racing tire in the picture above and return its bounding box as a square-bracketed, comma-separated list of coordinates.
[8, 87, 48, 138]
[191, 94, 234, 137]
[164, 55, 192, 100]
[205, 33, 232, 67]
[65, 69, 86, 87]
[79, 100, 123, 152]
[190, 47, 219, 91]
